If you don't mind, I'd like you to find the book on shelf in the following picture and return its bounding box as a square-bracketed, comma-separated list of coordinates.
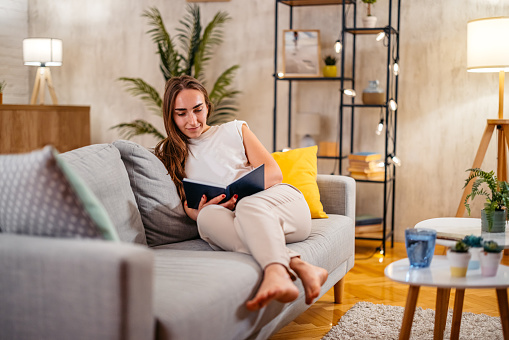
[347, 167, 385, 174]
[183, 164, 264, 209]
[349, 171, 385, 181]
[356, 215, 383, 226]
[348, 159, 383, 170]
[347, 152, 382, 162]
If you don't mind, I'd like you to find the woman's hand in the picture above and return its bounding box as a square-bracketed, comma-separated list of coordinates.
[184, 194, 238, 221]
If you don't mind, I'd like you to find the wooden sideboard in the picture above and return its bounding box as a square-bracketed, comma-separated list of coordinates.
[0, 105, 91, 154]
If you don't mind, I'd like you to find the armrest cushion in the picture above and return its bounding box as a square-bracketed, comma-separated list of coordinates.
[317, 174, 356, 220]
[0, 234, 154, 340]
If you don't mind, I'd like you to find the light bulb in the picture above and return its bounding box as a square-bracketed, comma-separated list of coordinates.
[391, 155, 402, 167]
[343, 89, 356, 97]
[334, 39, 342, 54]
[376, 119, 384, 135]
[376, 161, 385, 168]
[277, 72, 284, 78]
[393, 62, 399, 76]
[389, 99, 398, 111]
[376, 32, 385, 42]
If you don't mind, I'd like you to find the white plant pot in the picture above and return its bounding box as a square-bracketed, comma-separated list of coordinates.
[363, 16, 377, 28]
[447, 249, 471, 277]
[479, 251, 503, 277]
[468, 247, 482, 270]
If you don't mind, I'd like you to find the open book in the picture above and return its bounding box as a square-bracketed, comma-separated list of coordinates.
[183, 164, 265, 209]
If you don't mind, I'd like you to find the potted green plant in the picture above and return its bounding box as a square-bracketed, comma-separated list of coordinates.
[323, 55, 337, 78]
[361, 0, 377, 28]
[462, 234, 483, 270]
[464, 168, 509, 233]
[0, 80, 6, 105]
[446, 240, 471, 277]
[479, 240, 503, 277]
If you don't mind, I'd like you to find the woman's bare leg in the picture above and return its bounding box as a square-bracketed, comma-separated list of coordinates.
[290, 257, 328, 305]
[246, 263, 299, 311]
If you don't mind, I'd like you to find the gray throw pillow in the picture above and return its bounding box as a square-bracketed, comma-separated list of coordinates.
[0, 146, 119, 240]
[60, 144, 147, 245]
[113, 140, 198, 247]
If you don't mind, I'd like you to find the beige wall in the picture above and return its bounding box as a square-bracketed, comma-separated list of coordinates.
[3, 0, 509, 241]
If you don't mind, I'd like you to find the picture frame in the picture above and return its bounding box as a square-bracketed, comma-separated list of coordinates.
[282, 29, 321, 77]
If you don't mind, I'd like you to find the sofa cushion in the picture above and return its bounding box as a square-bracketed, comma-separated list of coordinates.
[113, 140, 198, 247]
[0, 146, 119, 240]
[60, 144, 147, 245]
[272, 146, 328, 219]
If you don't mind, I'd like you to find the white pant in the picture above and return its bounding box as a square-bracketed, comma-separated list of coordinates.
[196, 184, 312, 273]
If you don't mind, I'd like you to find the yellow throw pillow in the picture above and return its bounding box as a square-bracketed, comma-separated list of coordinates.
[272, 145, 328, 219]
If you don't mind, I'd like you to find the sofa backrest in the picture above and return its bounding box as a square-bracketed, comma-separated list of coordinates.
[60, 144, 147, 245]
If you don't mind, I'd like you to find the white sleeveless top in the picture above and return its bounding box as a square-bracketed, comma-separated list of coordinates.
[185, 120, 253, 186]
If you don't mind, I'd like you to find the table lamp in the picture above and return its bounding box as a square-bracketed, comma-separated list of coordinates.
[296, 113, 320, 148]
[457, 17, 509, 216]
[23, 38, 62, 105]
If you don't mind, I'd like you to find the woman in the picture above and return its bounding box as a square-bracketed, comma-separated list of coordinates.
[155, 75, 327, 311]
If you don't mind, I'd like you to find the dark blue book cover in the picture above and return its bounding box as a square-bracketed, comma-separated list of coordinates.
[183, 164, 265, 209]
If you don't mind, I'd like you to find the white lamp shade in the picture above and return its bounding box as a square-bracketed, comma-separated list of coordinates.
[296, 113, 320, 135]
[23, 38, 63, 66]
[467, 17, 509, 73]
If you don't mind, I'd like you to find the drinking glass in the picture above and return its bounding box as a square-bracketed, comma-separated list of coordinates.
[405, 228, 437, 268]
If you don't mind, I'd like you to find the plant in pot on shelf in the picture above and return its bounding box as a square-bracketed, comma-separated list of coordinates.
[361, 0, 377, 28]
[479, 240, 503, 277]
[447, 240, 471, 277]
[0, 80, 6, 105]
[323, 55, 337, 78]
[463, 234, 483, 270]
[464, 168, 509, 233]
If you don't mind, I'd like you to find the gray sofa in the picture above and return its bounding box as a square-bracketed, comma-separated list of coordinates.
[0, 141, 355, 340]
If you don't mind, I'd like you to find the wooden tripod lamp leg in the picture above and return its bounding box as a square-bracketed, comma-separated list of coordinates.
[30, 67, 42, 105]
[456, 123, 496, 217]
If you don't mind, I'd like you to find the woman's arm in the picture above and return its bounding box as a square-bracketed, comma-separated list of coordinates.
[242, 124, 283, 189]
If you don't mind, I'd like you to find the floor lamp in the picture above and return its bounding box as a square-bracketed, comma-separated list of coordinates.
[457, 17, 509, 216]
[23, 38, 62, 105]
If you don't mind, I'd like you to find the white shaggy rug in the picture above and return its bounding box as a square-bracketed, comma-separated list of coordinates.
[322, 301, 503, 340]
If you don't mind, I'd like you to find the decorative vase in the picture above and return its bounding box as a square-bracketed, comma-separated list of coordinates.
[468, 247, 482, 270]
[323, 65, 337, 78]
[481, 209, 506, 233]
[479, 251, 503, 277]
[362, 16, 377, 28]
[362, 80, 385, 105]
[447, 249, 471, 277]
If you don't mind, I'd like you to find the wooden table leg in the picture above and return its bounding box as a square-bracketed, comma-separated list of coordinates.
[496, 288, 509, 339]
[434, 288, 451, 340]
[399, 285, 420, 340]
[450, 288, 465, 340]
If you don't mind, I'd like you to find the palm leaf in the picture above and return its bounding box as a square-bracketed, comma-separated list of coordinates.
[111, 119, 165, 140]
[176, 4, 201, 76]
[194, 11, 231, 80]
[118, 77, 163, 115]
[209, 65, 240, 102]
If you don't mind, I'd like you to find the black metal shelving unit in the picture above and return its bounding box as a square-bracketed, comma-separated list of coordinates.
[272, 0, 401, 254]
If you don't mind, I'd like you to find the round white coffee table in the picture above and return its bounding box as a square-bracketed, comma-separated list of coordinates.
[385, 256, 509, 340]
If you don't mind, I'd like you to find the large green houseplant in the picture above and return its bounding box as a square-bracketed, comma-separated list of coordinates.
[463, 168, 509, 232]
[112, 5, 240, 140]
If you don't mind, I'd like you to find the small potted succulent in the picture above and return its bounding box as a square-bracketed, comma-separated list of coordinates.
[447, 240, 471, 277]
[479, 240, 503, 277]
[361, 0, 377, 28]
[0, 80, 6, 105]
[463, 168, 509, 233]
[323, 55, 337, 78]
[463, 234, 483, 270]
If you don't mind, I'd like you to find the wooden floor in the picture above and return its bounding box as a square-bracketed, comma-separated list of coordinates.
[270, 240, 509, 340]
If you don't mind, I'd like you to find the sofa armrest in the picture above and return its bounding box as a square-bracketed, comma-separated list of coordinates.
[317, 174, 356, 220]
[0, 234, 154, 340]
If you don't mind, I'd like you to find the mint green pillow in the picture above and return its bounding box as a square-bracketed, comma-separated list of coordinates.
[0, 146, 119, 241]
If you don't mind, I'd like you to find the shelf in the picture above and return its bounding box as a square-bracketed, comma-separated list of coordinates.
[345, 27, 399, 35]
[343, 103, 386, 108]
[274, 75, 353, 81]
[280, 0, 354, 6]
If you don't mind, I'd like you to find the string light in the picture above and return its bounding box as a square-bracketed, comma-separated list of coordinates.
[334, 39, 342, 54]
[376, 31, 386, 42]
[376, 118, 384, 135]
[393, 62, 400, 76]
[388, 99, 398, 111]
[343, 89, 356, 97]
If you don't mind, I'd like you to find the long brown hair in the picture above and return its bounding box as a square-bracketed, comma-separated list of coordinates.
[154, 75, 212, 202]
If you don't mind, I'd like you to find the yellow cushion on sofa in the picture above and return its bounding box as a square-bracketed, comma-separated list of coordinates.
[272, 146, 328, 219]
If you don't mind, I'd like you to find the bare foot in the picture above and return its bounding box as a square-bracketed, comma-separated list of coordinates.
[290, 257, 328, 305]
[246, 263, 299, 311]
